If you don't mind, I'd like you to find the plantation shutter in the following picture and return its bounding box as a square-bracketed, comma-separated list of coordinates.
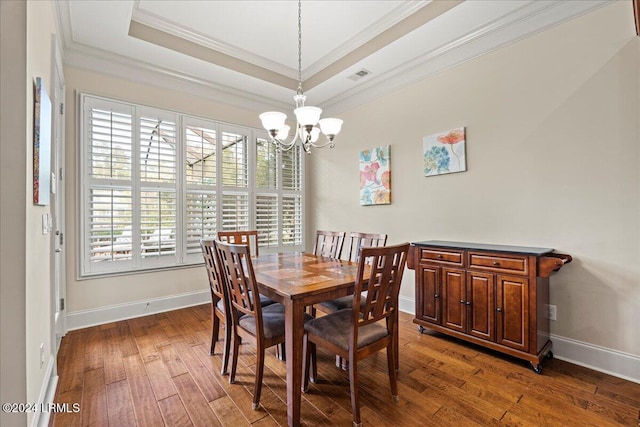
[221, 127, 249, 231]
[85, 99, 135, 272]
[139, 110, 178, 265]
[184, 120, 218, 260]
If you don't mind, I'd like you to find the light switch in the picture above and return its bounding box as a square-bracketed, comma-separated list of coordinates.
[42, 213, 49, 235]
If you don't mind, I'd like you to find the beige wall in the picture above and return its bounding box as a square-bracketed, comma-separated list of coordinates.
[1, 1, 28, 425]
[309, 1, 640, 356]
[25, 0, 57, 423]
[1, 0, 57, 425]
[64, 67, 263, 313]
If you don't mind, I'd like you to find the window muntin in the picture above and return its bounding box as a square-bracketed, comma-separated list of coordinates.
[80, 94, 304, 276]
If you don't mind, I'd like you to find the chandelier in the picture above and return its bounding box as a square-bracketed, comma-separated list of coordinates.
[259, 0, 343, 153]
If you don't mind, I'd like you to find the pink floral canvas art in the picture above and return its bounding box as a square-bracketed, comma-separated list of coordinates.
[359, 145, 390, 206]
[423, 127, 466, 177]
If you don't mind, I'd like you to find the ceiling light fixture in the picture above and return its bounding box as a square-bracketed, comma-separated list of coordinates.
[259, 0, 343, 154]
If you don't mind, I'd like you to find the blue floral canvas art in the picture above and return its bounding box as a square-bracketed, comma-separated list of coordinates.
[359, 145, 390, 206]
[423, 127, 466, 177]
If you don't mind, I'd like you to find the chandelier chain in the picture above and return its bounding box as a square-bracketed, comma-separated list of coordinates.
[298, 0, 302, 89]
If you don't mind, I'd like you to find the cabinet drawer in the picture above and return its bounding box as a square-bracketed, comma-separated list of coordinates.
[420, 248, 464, 266]
[468, 252, 528, 275]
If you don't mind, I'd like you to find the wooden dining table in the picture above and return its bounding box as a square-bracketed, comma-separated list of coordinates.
[252, 252, 362, 427]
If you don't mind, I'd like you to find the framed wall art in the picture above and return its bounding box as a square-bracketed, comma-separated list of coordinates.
[33, 76, 52, 206]
[423, 127, 466, 177]
[359, 145, 390, 206]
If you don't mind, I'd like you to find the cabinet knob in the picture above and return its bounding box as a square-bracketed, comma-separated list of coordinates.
[493, 261, 500, 266]
[496, 307, 503, 312]
[465, 301, 472, 306]
[460, 299, 465, 304]
[437, 254, 443, 259]
[434, 294, 440, 299]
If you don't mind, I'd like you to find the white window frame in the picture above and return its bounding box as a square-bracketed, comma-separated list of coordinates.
[78, 93, 305, 277]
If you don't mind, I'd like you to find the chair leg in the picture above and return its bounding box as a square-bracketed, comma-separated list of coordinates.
[387, 344, 399, 402]
[253, 344, 266, 410]
[311, 342, 317, 383]
[210, 313, 219, 355]
[229, 331, 240, 384]
[221, 321, 231, 375]
[302, 335, 310, 392]
[348, 356, 361, 427]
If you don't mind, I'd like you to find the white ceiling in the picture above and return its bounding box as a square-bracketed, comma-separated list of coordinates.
[54, 0, 609, 115]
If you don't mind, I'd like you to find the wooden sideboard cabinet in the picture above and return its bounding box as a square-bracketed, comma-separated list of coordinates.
[407, 240, 571, 373]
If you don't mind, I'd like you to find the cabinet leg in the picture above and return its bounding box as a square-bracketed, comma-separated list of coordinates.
[546, 351, 554, 360]
[529, 361, 543, 374]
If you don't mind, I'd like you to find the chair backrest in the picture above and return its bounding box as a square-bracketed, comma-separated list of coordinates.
[353, 243, 410, 329]
[346, 232, 388, 262]
[313, 230, 346, 259]
[200, 239, 227, 306]
[218, 230, 259, 257]
[214, 240, 261, 321]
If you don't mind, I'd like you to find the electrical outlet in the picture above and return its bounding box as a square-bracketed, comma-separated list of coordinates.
[40, 343, 45, 368]
[546, 304, 557, 321]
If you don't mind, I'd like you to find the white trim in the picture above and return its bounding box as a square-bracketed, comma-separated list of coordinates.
[31, 357, 57, 427]
[398, 294, 415, 316]
[66, 290, 209, 331]
[398, 296, 639, 384]
[550, 334, 640, 385]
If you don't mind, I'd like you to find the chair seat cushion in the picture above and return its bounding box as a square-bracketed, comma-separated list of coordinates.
[239, 303, 313, 340]
[257, 293, 276, 307]
[304, 309, 389, 351]
[318, 295, 366, 313]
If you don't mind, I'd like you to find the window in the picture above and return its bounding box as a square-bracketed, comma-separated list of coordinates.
[80, 94, 304, 276]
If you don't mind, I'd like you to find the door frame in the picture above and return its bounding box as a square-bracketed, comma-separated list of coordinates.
[50, 34, 66, 351]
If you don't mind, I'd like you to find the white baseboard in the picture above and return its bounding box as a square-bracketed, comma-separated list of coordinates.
[398, 296, 639, 384]
[66, 290, 210, 331]
[31, 357, 57, 427]
[550, 334, 640, 384]
[399, 295, 415, 316]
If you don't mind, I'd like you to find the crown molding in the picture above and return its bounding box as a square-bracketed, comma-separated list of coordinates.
[63, 45, 291, 113]
[130, 3, 298, 79]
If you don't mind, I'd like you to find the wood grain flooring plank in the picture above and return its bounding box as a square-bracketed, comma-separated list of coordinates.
[158, 394, 194, 427]
[50, 389, 83, 427]
[102, 327, 126, 384]
[171, 373, 222, 427]
[105, 379, 137, 426]
[57, 331, 86, 393]
[208, 396, 252, 427]
[144, 357, 179, 401]
[83, 326, 104, 373]
[122, 355, 165, 427]
[169, 338, 226, 402]
[158, 343, 189, 378]
[80, 368, 107, 427]
[191, 343, 267, 424]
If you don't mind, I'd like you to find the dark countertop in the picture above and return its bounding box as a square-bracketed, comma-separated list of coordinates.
[411, 240, 554, 256]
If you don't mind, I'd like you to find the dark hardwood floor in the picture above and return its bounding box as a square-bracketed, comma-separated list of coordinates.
[51, 304, 640, 426]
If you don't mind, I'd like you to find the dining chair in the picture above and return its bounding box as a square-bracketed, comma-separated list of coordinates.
[215, 240, 313, 410]
[200, 239, 232, 375]
[303, 243, 410, 427]
[217, 230, 259, 257]
[318, 232, 388, 313]
[313, 230, 346, 258]
[317, 232, 388, 369]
